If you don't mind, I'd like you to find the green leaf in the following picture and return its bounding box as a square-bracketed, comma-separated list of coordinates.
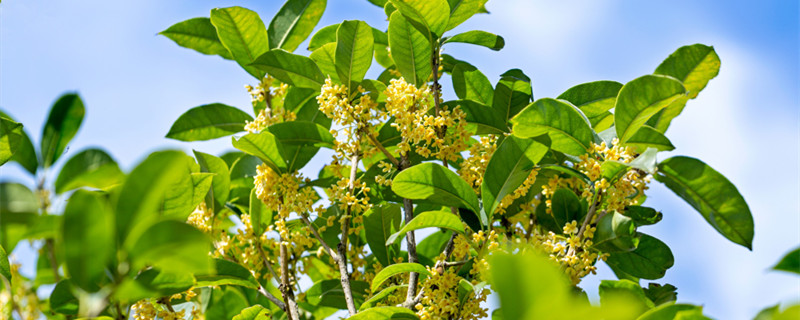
[371, 262, 430, 292]
[50, 279, 79, 315]
[481, 135, 548, 216]
[417, 231, 451, 262]
[0, 183, 38, 251]
[115, 268, 195, 303]
[386, 210, 464, 244]
[210, 6, 269, 79]
[656, 156, 754, 249]
[492, 69, 533, 121]
[359, 285, 408, 311]
[129, 220, 212, 274]
[0, 245, 9, 281]
[232, 131, 288, 173]
[605, 233, 674, 280]
[116, 151, 188, 245]
[285, 87, 330, 128]
[233, 305, 270, 320]
[452, 63, 493, 105]
[643, 283, 678, 306]
[310, 42, 340, 82]
[443, 99, 508, 134]
[1, 110, 38, 175]
[551, 188, 585, 228]
[622, 206, 662, 226]
[655, 44, 720, 99]
[41, 93, 85, 168]
[557, 80, 622, 118]
[196, 259, 259, 289]
[166, 103, 253, 141]
[207, 287, 249, 319]
[306, 279, 370, 309]
[268, 0, 327, 52]
[63, 190, 114, 292]
[628, 147, 659, 174]
[161, 161, 210, 220]
[773, 246, 800, 275]
[624, 126, 675, 152]
[349, 306, 419, 319]
[160, 17, 233, 59]
[637, 303, 703, 320]
[309, 23, 340, 51]
[390, 0, 450, 39]
[589, 111, 614, 132]
[446, 0, 488, 31]
[0, 117, 23, 167]
[388, 12, 432, 86]
[364, 204, 402, 266]
[444, 30, 504, 50]
[249, 188, 272, 236]
[614, 75, 685, 143]
[251, 49, 326, 89]
[267, 121, 333, 171]
[599, 280, 654, 313]
[194, 150, 231, 210]
[592, 212, 640, 253]
[336, 20, 374, 90]
[511, 98, 594, 156]
[391, 162, 480, 215]
[54, 148, 123, 194]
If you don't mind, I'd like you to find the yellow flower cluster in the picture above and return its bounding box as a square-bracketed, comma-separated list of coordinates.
[131, 300, 186, 320]
[458, 135, 498, 193]
[5, 261, 41, 320]
[495, 168, 539, 215]
[575, 140, 651, 212]
[187, 201, 214, 233]
[415, 266, 489, 320]
[317, 78, 379, 132]
[533, 224, 605, 285]
[383, 78, 470, 162]
[244, 76, 294, 133]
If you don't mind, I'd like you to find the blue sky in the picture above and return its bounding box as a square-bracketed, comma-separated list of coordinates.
[1, 0, 798, 319]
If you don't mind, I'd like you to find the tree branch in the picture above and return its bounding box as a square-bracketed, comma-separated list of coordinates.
[279, 242, 300, 320]
[337, 151, 361, 316]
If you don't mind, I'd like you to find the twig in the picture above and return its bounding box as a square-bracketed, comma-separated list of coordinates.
[257, 244, 281, 282]
[337, 151, 361, 316]
[299, 214, 338, 260]
[258, 285, 287, 310]
[443, 260, 470, 267]
[279, 242, 300, 320]
[367, 132, 400, 167]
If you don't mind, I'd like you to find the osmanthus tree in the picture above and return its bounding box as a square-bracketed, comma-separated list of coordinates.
[1, 0, 795, 319]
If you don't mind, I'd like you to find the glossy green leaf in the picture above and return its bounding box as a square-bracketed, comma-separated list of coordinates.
[655, 44, 720, 99]
[589, 111, 614, 132]
[233, 305, 270, 320]
[115, 268, 195, 303]
[551, 188, 585, 228]
[306, 279, 370, 309]
[625, 125, 675, 152]
[371, 262, 430, 292]
[207, 287, 249, 319]
[364, 204, 402, 266]
[511, 98, 594, 156]
[443, 99, 508, 134]
[268, 0, 327, 52]
[0, 245, 9, 281]
[50, 279, 79, 315]
[592, 212, 639, 253]
[599, 280, 654, 314]
[0, 183, 38, 251]
[41, 93, 85, 168]
[1, 111, 37, 175]
[194, 150, 230, 210]
[249, 188, 271, 236]
[336, 20, 374, 89]
[160, 155, 205, 219]
[444, 30, 504, 50]
[251, 49, 326, 89]
[492, 69, 532, 121]
[359, 285, 408, 311]
[116, 151, 188, 244]
[388, 12, 432, 86]
[606, 233, 674, 280]
[349, 306, 419, 319]
[656, 156, 754, 249]
[773, 246, 800, 275]
[285, 87, 330, 128]
[210, 6, 269, 79]
[63, 190, 114, 291]
[267, 121, 332, 171]
[310, 43, 340, 82]
[166, 103, 252, 141]
[54, 148, 123, 194]
[482, 136, 547, 216]
[160, 17, 233, 59]
[196, 259, 259, 289]
[308, 23, 339, 51]
[0, 117, 23, 167]
[557, 80, 622, 118]
[391, 162, 480, 214]
[637, 303, 703, 320]
[386, 210, 464, 244]
[452, 63, 493, 105]
[390, 0, 450, 39]
[129, 220, 212, 273]
[232, 131, 288, 173]
[614, 75, 685, 143]
[643, 283, 677, 306]
[417, 231, 451, 262]
[446, 0, 488, 31]
[622, 206, 662, 226]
